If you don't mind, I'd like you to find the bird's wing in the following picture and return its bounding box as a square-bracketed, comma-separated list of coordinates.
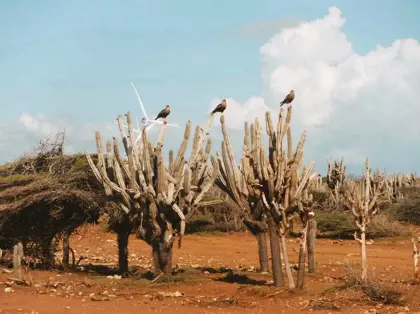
[130, 81, 148, 120]
[212, 103, 223, 113]
[156, 108, 166, 118]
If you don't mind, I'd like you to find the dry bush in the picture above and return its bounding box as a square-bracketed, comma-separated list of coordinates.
[0, 133, 115, 268]
[368, 213, 406, 238]
[0, 159, 105, 267]
[336, 264, 406, 306]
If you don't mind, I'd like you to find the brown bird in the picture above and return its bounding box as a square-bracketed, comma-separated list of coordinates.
[280, 90, 295, 107]
[211, 99, 227, 115]
[155, 105, 170, 120]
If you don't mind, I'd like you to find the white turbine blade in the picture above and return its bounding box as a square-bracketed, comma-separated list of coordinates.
[115, 120, 129, 129]
[146, 123, 156, 132]
[134, 133, 143, 145]
[149, 119, 164, 125]
[136, 116, 140, 130]
[130, 81, 148, 119]
[166, 123, 181, 128]
[147, 120, 180, 128]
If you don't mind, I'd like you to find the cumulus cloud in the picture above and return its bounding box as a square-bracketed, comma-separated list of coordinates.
[210, 96, 275, 130]
[0, 113, 118, 163]
[19, 113, 66, 136]
[217, 7, 420, 173]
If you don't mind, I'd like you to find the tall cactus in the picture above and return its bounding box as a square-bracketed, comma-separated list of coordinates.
[214, 107, 318, 288]
[343, 158, 384, 282]
[86, 113, 217, 277]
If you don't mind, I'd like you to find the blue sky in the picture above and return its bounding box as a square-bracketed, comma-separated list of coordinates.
[1, 0, 420, 173]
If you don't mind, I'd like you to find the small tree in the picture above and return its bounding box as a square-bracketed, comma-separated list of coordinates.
[343, 158, 384, 281]
[86, 112, 217, 278]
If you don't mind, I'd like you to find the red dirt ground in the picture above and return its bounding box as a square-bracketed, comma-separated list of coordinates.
[1, 224, 419, 314]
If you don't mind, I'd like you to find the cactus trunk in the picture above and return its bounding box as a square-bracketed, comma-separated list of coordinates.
[256, 232, 269, 273]
[267, 216, 284, 287]
[307, 218, 317, 273]
[117, 228, 130, 275]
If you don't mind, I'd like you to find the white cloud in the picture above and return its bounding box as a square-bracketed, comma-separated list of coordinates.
[217, 7, 420, 173]
[0, 109, 168, 164]
[0, 113, 120, 163]
[209, 96, 275, 130]
[19, 113, 66, 135]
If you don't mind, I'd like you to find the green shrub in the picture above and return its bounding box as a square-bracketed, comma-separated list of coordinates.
[316, 211, 355, 239]
[316, 211, 404, 239]
[185, 215, 215, 233]
[387, 188, 420, 225]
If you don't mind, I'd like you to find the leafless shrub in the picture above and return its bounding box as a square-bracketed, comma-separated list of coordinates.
[339, 263, 405, 306]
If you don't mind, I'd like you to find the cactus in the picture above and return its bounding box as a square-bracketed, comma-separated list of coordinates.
[214, 106, 319, 288]
[86, 113, 217, 278]
[343, 158, 385, 282]
[295, 171, 318, 289]
[412, 236, 420, 281]
[13, 242, 24, 280]
[325, 158, 346, 210]
[381, 172, 417, 202]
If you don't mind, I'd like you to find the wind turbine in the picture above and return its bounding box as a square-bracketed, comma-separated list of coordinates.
[116, 82, 181, 144]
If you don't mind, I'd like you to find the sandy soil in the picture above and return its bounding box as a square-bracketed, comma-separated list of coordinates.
[1, 224, 419, 314]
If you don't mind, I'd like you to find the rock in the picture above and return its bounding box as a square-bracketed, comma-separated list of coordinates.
[90, 294, 110, 301]
[157, 291, 183, 297]
[4, 287, 14, 293]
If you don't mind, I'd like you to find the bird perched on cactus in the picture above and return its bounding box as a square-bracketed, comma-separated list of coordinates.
[155, 105, 170, 120]
[211, 99, 227, 115]
[280, 90, 295, 107]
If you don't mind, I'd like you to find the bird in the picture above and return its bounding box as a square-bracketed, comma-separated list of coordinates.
[155, 105, 170, 120]
[280, 90, 295, 107]
[211, 99, 227, 115]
